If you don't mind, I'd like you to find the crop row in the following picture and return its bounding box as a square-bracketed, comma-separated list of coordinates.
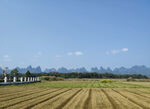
[0, 88, 150, 109]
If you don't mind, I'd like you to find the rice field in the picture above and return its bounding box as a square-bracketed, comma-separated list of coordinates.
[0, 80, 150, 109]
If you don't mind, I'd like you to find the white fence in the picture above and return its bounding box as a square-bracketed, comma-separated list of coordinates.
[1, 77, 40, 84]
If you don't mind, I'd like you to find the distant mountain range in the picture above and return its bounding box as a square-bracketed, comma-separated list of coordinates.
[0, 65, 150, 77]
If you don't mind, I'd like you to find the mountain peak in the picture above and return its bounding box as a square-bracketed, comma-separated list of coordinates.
[0, 65, 150, 77]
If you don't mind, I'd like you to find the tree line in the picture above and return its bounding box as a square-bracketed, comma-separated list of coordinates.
[0, 69, 32, 79]
[0, 68, 148, 79]
[31, 72, 148, 79]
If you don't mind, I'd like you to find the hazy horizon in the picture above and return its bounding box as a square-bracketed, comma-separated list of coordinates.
[1, 65, 150, 72]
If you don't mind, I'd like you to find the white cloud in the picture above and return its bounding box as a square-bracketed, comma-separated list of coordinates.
[3, 54, 11, 61]
[106, 48, 128, 55]
[74, 51, 83, 56]
[67, 52, 73, 56]
[57, 51, 84, 58]
[67, 51, 83, 56]
[122, 48, 128, 52]
[111, 50, 120, 55]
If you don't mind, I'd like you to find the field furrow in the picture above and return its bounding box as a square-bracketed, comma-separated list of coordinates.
[1, 80, 150, 109]
[107, 89, 142, 109]
[64, 89, 89, 109]
[136, 89, 150, 94]
[62, 89, 86, 109]
[95, 88, 113, 109]
[0, 88, 48, 102]
[124, 89, 150, 99]
[6, 89, 71, 109]
[0, 88, 27, 96]
[0, 88, 60, 109]
[55, 89, 82, 109]
[83, 89, 92, 109]
[101, 89, 118, 109]
[24, 89, 71, 109]
[112, 89, 150, 109]
[0, 88, 36, 98]
[119, 89, 150, 104]
[32, 89, 82, 109]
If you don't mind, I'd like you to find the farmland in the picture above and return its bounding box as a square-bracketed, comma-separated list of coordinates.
[0, 79, 150, 109]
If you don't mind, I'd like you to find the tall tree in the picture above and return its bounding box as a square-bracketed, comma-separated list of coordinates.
[25, 70, 31, 77]
[10, 68, 19, 78]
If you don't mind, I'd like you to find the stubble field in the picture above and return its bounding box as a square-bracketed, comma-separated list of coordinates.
[0, 79, 150, 109]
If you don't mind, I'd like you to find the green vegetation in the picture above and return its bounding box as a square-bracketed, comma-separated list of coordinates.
[100, 79, 112, 83]
[1, 79, 150, 88]
[25, 70, 31, 77]
[40, 76, 64, 81]
[31, 72, 148, 79]
[10, 68, 19, 78]
[0, 72, 148, 83]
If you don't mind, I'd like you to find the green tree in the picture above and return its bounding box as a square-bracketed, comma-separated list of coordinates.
[25, 70, 31, 77]
[10, 68, 19, 78]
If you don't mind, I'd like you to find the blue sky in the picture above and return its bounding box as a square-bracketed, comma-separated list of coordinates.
[0, 0, 150, 70]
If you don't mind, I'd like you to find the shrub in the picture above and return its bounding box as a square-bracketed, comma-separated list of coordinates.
[100, 79, 112, 83]
[126, 77, 135, 82]
[41, 76, 64, 81]
[43, 76, 50, 81]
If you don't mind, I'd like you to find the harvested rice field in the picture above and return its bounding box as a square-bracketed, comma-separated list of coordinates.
[0, 80, 150, 109]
